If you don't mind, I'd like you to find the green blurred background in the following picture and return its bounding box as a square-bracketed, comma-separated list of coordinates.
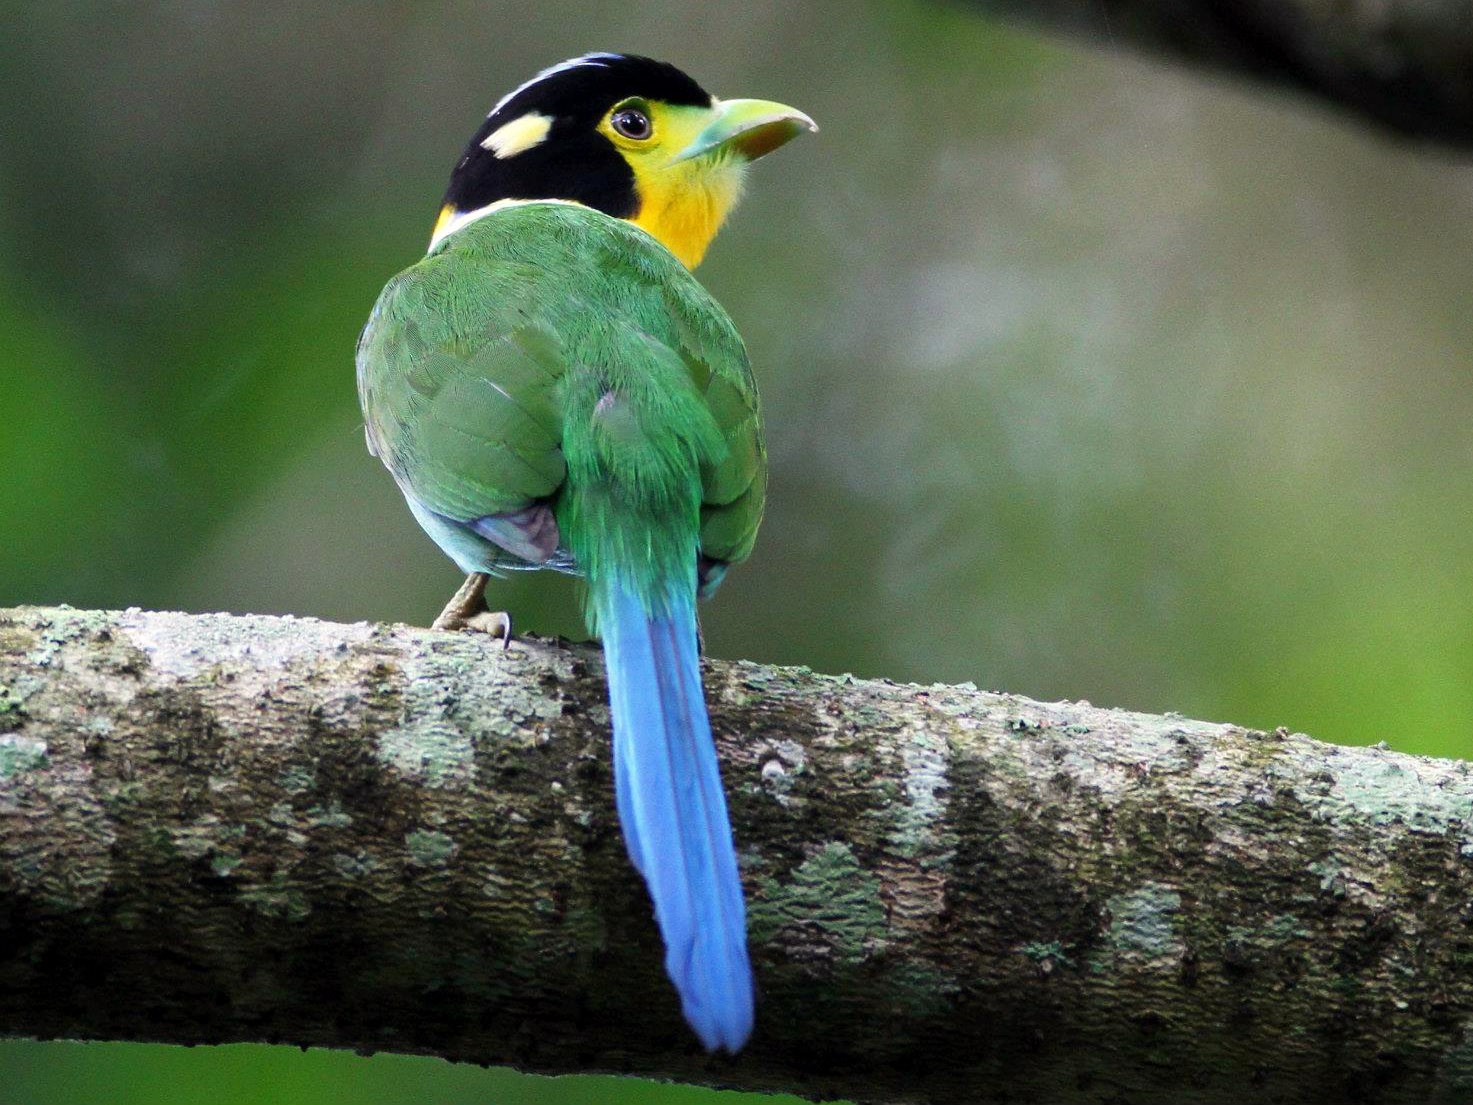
[2, 0, 1470, 1100]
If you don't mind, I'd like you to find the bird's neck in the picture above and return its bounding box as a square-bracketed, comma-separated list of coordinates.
[427, 163, 746, 268]
[429, 197, 586, 250]
[628, 160, 746, 269]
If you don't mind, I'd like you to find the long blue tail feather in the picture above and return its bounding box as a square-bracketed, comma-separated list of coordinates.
[598, 577, 753, 1052]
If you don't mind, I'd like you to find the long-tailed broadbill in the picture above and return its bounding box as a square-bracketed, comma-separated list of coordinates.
[356, 53, 814, 1052]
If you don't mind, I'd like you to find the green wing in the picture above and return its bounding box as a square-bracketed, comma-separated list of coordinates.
[356, 202, 766, 577]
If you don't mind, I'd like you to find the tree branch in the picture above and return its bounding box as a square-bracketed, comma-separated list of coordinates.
[2, 605, 1472, 1103]
[975, 0, 1473, 148]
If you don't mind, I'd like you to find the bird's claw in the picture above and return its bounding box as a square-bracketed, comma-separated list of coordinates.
[461, 609, 513, 647]
[433, 604, 514, 648]
[430, 571, 512, 645]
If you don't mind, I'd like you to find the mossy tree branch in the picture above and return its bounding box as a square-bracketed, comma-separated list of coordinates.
[2, 605, 1473, 1104]
[977, 0, 1473, 149]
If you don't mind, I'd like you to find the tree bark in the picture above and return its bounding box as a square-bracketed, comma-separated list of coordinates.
[975, 0, 1473, 149]
[2, 605, 1473, 1104]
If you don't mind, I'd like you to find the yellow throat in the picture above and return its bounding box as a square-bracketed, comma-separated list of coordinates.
[628, 157, 745, 269]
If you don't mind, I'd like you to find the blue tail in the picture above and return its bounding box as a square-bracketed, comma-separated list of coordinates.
[598, 577, 753, 1052]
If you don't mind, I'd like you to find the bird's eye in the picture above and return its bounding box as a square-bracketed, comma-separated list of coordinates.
[610, 107, 652, 140]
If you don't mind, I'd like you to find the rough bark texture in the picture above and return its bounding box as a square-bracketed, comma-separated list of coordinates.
[976, 0, 1473, 148]
[3, 605, 1473, 1104]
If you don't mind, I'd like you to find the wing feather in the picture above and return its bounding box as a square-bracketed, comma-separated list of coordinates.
[357, 203, 765, 576]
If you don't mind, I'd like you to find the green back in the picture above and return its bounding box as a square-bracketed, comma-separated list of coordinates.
[356, 202, 767, 605]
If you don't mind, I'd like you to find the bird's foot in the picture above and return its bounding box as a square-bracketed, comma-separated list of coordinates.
[431, 573, 514, 647]
[432, 571, 488, 630]
[458, 609, 513, 647]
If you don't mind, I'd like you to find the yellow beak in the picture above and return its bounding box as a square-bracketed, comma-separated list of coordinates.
[673, 98, 817, 163]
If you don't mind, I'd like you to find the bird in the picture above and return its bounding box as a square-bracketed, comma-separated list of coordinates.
[355, 53, 814, 1052]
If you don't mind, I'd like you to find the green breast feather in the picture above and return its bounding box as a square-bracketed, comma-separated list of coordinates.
[356, 201, 767, 587]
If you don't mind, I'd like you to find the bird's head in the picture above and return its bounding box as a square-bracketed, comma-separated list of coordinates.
[431, 53, 815, 268]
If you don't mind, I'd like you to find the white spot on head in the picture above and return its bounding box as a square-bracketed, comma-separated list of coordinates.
[480, 112, 553, 158]
[488, 52, 623, 120]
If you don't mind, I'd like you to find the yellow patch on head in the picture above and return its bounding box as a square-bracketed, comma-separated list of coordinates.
[598, 100, 746, 270]
[481, 112, 553, 159]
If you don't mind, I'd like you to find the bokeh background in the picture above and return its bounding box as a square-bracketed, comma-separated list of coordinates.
[3, 0, 1471, 1100]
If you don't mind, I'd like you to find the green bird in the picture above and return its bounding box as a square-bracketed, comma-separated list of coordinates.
[356, 53, 813, 1051]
